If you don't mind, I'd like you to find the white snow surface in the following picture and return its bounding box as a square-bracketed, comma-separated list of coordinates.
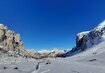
[94, 20, 105, 30]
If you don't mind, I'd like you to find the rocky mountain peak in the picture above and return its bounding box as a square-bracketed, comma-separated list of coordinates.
[0, 24, 25, 56]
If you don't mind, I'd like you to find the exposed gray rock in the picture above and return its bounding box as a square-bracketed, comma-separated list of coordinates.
[0, 24, 25, 56]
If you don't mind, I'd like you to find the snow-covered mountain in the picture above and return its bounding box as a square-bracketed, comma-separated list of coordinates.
[38, 49, 67, 57]
[64, 20, 105, 57]
[27, 49, 68, 59]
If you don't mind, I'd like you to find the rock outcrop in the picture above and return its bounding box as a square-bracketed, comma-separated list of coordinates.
[0, 24, 25, 55]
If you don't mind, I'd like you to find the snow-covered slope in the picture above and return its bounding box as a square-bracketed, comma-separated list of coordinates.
[64, 20, 105, 57]
[36, 41, 105, 73]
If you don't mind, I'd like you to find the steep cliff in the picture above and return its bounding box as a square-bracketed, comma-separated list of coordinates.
[0, 24, 25, 55]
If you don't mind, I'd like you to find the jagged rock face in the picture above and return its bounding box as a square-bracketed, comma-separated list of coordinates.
[0, 24, 24, 55]
[76, 31, 90, 51]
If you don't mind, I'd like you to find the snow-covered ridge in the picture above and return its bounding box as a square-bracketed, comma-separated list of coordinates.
[77, 20, 105, 48]
[27, 49, 68, 59]
[94, 20, 105, 31]
[38, 49, 65, 54]
[77, 31, 90, 41]
[64, 20, 105, 57]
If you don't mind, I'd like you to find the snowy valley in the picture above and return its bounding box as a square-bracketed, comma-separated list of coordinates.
[1, 21, 105, 73]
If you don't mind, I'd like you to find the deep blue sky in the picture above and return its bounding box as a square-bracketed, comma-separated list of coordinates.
[0, 0, 105, 50]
